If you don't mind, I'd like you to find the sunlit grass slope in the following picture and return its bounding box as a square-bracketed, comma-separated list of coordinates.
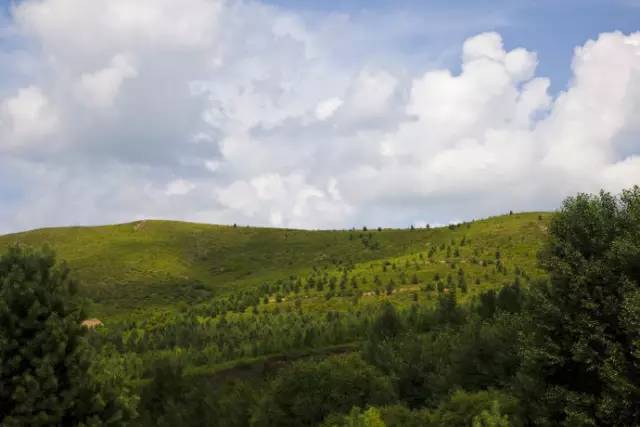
[0, 212, 551, 317]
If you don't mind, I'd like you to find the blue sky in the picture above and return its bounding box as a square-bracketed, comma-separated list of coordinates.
[262, 0, 640, 92]
[2, 0, 638, 92]
[1, 0, 636, 92]
[0, 0, 639, 232]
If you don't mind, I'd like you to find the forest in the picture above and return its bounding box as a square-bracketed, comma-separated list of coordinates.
[1, 187, 639, 426]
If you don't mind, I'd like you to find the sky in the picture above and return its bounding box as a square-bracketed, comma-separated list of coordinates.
[0, 0, 639, 233]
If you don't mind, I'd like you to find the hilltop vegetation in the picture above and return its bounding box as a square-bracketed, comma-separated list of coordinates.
[0, 212, 550, 318]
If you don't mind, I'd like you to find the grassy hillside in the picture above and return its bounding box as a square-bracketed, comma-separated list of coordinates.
[0, 211, 559, 426]
[6, 190, 638, 426]
[0, 212, 551, 319]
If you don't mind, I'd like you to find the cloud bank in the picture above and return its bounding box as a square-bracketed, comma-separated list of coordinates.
[0, 0, 639, 232]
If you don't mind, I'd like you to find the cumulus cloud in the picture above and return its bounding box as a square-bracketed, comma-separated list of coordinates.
[1, 86, 59, 147]
[315, 97, 343, 121]
[75, 54, 138, 108]
[165, 179, 196, 196]
[13, 0, 222, 54]
[337, 69, 399, 126]
[217, 173, 352, 228]
[0, 0, 639, 233]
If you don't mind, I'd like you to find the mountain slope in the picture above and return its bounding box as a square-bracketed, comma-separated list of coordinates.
[0, 212, 551, 317]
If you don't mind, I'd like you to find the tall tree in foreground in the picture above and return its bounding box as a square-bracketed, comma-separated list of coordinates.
[520, 187, 640, 426]
[0, 245, 136, 426]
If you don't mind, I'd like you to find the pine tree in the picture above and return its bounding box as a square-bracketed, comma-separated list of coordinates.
[0, 245, 136, 426]
[386, 279, 395, 295]
[458, 276, 468, 293]
[370, 302, 402, 341]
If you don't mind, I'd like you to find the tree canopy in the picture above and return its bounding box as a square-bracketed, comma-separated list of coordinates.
[520, 187, 640, 425]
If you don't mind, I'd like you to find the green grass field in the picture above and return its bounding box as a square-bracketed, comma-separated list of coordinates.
[0, 212, 551, 320]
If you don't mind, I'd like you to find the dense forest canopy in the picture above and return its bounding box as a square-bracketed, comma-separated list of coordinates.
[1, 187, 639, 426]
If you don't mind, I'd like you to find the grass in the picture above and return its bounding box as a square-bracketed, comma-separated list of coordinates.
[0, 212, 552, 319]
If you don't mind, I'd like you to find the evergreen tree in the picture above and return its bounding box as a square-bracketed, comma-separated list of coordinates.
[494, 279, 523, 314]
[435, 288, 463, 326]
[458, 276, 468, 293]
[370, 302, 402, 341]
[386, 279, 395, 295]
[477, 289, 497, 319]
[0, 245, 136, 426]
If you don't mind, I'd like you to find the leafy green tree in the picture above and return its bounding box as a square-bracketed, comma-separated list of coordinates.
[139, 360, 256, 427]
[364, 331, 448, 407]
[138, 358, 191, 426]
[374, 405, 430, 427]
[0, 245, 136, 426]
[519, 187, 640, 426]
[322, 406, 387, 427]
[427, 390, 520, 427]
[447, 314, 522, 393]
[365, 299, 521, 408]
[207, 379, 257, 427]
[496, 280, 523, 313]
[253, 353, 396, 426]
[472, 401, 511, 427]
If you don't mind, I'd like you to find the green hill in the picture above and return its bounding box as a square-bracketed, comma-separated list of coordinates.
[5, 189, 639, 427]
[0, 212, 551, 318]
[0, 210, 559, 425]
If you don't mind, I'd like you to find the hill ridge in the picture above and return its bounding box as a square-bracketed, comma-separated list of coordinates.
[0, 211, 552, 319]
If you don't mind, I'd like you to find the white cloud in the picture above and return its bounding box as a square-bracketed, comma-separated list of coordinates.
[315, 97, 343, 121]
[165, 179, 196, 196]
[1, 86, 59, 146]
[217, 173, 352, 228]
[76, 54, 137, 108]
[338, 69, 399, 125]
[13, 0, 222, 54]
[334, 31, 640, 223]
[539, 32, 640, 176]
[462, 32, 505, 63]
[0, 0, 639, 233]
